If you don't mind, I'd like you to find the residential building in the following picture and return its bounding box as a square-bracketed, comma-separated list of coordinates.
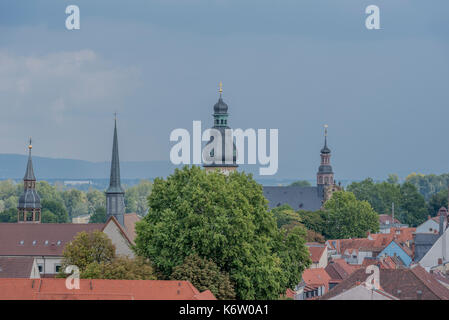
[377, 240, 413, 267]
[320, 264, 449, 300]
[329, 283, 398, 300]
[306, 243, 328, 269]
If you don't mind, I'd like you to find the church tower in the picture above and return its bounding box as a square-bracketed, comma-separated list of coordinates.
[317, 125, 334, 199]
[203, 82, 238, 175]
[106, 116, 125, 226]
[17, 139, 41, 223]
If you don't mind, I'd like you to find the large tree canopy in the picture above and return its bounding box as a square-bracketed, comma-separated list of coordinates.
[322, 191, 379, 239]
[135, 166, 310, 300]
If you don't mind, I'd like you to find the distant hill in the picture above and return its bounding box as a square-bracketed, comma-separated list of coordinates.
[0, 154, 355, 186]
[0, 154, 177, 180]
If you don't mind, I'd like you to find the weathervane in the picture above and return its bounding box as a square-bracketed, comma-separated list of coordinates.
[219, 81, 223, 94]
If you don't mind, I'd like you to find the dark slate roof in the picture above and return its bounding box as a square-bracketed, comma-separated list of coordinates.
[0, 223, 104, 256]
[263, 186, 323, 211]
[213, 95, 228, 114]
[106, 119, 124, 194]
[24, 149, 36, 181]
[320, 265, 449, 300]
[414, 233, 440, 262]
[0, 257, 35, 278]
[18, 189, 41, 209]
[321, 136, 331, 154]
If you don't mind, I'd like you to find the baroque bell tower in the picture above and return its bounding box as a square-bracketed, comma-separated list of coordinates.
[317, 125, 335, 199]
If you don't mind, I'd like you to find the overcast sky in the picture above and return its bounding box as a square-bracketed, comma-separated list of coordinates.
[0, 0, 448, 180]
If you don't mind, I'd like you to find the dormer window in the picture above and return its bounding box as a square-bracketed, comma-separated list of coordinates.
[44, 240, 49, 245]
[19, 240, 24, 245]
[32, 240, 37, 245]
[57, 240, 62, 246]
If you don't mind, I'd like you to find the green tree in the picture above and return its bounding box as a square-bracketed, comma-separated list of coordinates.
[289, 180, 312, 187]
[0, 208, 17, 222]
[428, 189, 448, 217]
[41, 209, 58, 223]
[347, 178, 401, 215]
[398, 182, 428, 227]
[297, 210, 326, 235]
[82, 256, 156, 280]
[270, 204, 302, 229]
[125, 179, 152, 215]
[322, 191, 379, 239]
[36, 181, 63, 203]
[60, 230, 115, 273]
[41, 199, 69, 223]
[86, 189, 106, 215]
[135, 166, 309, 300]
[62, 189, 88, 218]
[171, 254, 236, 300]
[89, 207, 107, 223]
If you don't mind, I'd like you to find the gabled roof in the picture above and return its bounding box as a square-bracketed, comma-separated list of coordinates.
[320, 265, 449, 300]
[325, 259, 358, 281]
[378, 214, 401, 225]
[0, 223, 104, 256]
[263, 186, 322, 211]
[124, 213, 140, 243]
[0, 257, 36, 278]
[301, 268, 331, 292]
[0, 279, 216, 300]
[306, 244, 326, 264]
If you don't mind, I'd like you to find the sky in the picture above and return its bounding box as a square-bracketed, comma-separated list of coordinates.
[0, 0, 448, 180]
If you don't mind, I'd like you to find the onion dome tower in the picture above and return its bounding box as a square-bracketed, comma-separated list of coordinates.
[106, 115, 125, 226]
[203, 82, 238, 175]
[17, 138, 41, 223]
[317, 125, 334, 198]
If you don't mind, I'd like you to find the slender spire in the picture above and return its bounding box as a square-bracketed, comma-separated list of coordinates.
[24, 137, 36, 181]
[219, 81, 223, 96]
[107, 116, 124, 193]
[321, 124, 331, 154]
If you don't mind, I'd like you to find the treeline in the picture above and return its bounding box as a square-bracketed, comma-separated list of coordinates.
[347, 173, 449, 227]
[0, 179, 152, 223]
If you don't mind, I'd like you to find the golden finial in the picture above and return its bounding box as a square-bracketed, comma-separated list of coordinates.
[28, 137, 32, 150]
[219, 81, 223, 94]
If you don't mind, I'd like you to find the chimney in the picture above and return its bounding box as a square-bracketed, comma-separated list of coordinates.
[439, 208, 446, 236]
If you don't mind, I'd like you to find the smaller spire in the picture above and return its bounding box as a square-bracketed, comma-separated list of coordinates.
[24, 137, 36, 181]
[219, 81, 223, 95]
[321, 125, 331, 154]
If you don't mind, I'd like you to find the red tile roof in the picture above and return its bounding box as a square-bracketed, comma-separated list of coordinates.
[0, 223, 104, 256]
[307, 245, 326, 264]
[0, 279, 216, 300]
[285, 288, 295, 299]
[379, 214, 401, 225]
[301, 268, 331, 292]
[325, 259, 358, 281]
[0, 257, 36, 278]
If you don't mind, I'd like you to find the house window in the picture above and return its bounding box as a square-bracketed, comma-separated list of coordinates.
[38, 264, 43, 273]
[55, 265, 61, 273]
[57, 240, 62, 246]
[44, 240, 49, 245]
[32, 240, 37, 245]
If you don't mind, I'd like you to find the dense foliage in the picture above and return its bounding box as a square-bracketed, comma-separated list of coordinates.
[322, 191, 379, 239]
[347, 177, 429, 226]
[59, 230, 155, 280]
[171, 254, 236, 300]
[135, 166, 311, 300]
[0, 179, 152, 223]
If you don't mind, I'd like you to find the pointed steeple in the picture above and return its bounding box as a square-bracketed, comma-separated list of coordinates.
[106, 115, 125, 226]
[107, 115, 124, 193]
[24, 138, 36, 181]
[18, 138, 41, 223]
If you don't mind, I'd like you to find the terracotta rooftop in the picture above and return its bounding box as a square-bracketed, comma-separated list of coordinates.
[306, 244, 326, 264]
[0, 279, 216, 300]
[379, 214, 401, 225]
[301, 268, 331, 292]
